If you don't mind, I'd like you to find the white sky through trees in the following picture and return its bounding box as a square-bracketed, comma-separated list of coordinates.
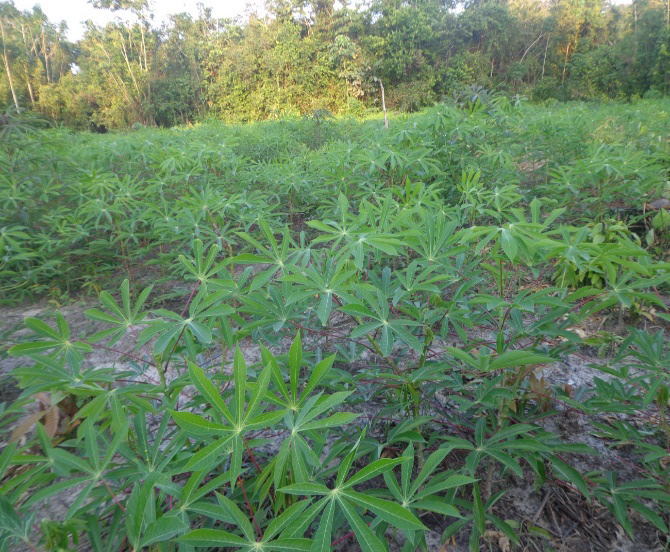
[12, 0, 262, 40]
[13, 0, 633, 41]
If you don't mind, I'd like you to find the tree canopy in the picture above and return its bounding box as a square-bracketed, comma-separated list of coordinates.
[1, 0, 669, 128]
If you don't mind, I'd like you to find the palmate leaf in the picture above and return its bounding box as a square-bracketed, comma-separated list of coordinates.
[279, 437, 425, 550]
[591, 472, 669, 538]
[9, 105, 670, 552]
[343, 458, 405, 489]
[342, 289, 423, 356]
[271, 386, 357, 488]
[8, 313, 92, 363]
[261, 334, 337, 410]
[173, 352, 278, 484]
[126, 474, 161, 548]
[85, 279, 153, 345]
[140, 288, 236, 354]
[280, 254, 356, 326]
[178, 238, 230, 289]
[25, 421, 131, 522]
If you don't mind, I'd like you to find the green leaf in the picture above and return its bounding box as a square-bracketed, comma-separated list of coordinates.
[0, 494, 25, 536]
[266, 539, 312, 551]
[170, 411, 233, 436]
[309, 497, 335, 552]
[612, 494, 633, 537]
[246, 410, 286, 430]
[140, 514, 188, 547]
[379, 324, 392, 356]
[48, 448, 93, 475]
[500, 228, 518, 261]
[548, 455, 589, 498]
[296, 391, 353, 427]
[0, 443, 17, 479]
[343, 457, 406, 489]
[184, 435, 235, 471]
[279, 482, 331, 496]
[408, 448, 448, 495]
[300, 354, 336, 401]
[414, 475, 477, 501]
[264, 500, 311, 540]
[445, 347, 479, 367]
[23, 476, 91, 507]
[343, 490, 426, 530]
[486, 450, 523, 477]
[389, 322, 423, 354]
[187, 361, 234, 425]
[300, 412, 359, 431]
[216, 493, 255, 542]
[340, 304, 376, 318]
[317, 292, 332, 326]
[490, 351, 554, 370]
[289, 332, 302, 401]
[187, 320, 212, 344]
[234, 346, 247, 423]
[179, 529, 247, 547]
[350, 322, 383, 339]
[629, 500, 668, 534]
[411, 498, 461, 518]
[245, 364, 272, 422]
[338, 498, 386, 552]
[472, 482, 486, 534]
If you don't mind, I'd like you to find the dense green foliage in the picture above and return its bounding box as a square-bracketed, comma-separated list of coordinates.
[1, 0, 670, 129]
[1, 99, 669, 550]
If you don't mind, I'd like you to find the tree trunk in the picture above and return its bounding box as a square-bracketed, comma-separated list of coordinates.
[561, 42, 570, 84]
[140, 24, 148, 71]
[95, 38, 134, 107]
[41, 27, 50, 83]
[520, 33, 544, 64]
[1, 20, 20, 112]
[19, 24, 36, 98]
[24, 66, 35, 104]
[541, 36, 549, 79]
[376, 77, 388, 129]
[121, 36, 142, 101]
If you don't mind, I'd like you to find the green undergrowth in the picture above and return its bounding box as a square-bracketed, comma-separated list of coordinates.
[1, 99, 669, 551]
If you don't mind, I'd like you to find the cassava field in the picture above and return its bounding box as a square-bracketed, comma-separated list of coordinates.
[1, 98, 670, 552]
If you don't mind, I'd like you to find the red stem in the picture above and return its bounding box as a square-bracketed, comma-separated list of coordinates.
[86, 342, 156, 368]
[104, 480, 126, 512]
[243, 437, 263, 474]
[163, 281, 200, 374]
[238, 476, 262, 540]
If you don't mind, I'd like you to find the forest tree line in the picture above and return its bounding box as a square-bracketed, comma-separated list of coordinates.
[1, 0, 669, 129]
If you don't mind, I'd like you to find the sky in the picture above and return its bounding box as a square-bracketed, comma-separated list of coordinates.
[14, 0, 633, 41]
[12, 0, 263, 40]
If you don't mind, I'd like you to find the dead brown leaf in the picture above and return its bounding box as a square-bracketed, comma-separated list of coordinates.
[484, 530, 511, 552]
[44, 406, 60, 437]
[9, 410, 46, 443]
